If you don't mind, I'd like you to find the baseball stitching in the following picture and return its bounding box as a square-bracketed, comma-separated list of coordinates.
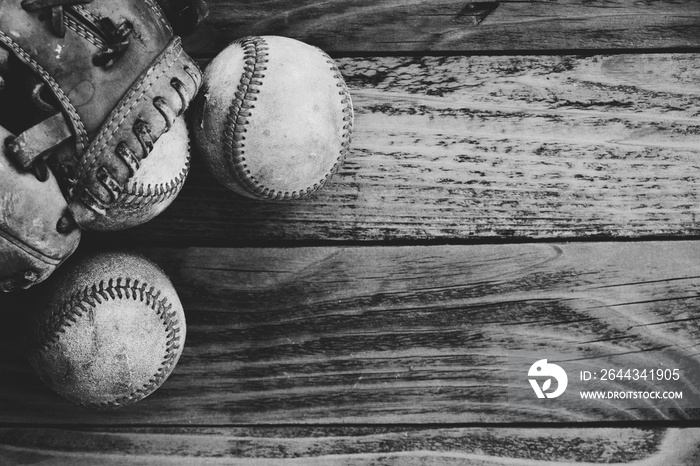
[223, 37, 353, 200]
[322, 49, 354, 190]
[116, 128, 194, 211]
[30, 277, 182, 409]
[222, 36, 271, 198]
[119, 157, 190, 208]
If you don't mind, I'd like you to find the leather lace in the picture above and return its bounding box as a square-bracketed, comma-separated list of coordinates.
[21, 0, 132, 68]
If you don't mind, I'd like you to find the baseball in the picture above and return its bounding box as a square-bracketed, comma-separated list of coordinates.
[192, 35, 354, 200]
[25, 251, 186, 409]
[76, 116, 191, 231]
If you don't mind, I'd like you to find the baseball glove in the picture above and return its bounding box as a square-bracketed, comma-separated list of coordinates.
[0, 0, 202, 230]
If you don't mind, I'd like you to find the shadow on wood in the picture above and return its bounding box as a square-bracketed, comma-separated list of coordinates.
[3, 242, 700, 424]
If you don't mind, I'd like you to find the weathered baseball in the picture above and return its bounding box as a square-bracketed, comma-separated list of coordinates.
[25, 251, 186, 409]
[192, 35, 354, 200]
[76, 116, 191, 231]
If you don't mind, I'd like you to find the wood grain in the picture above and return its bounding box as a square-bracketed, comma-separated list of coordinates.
[4, 242, 700, 424]
[2, 426, 699, 465]
[4, 2, 700, 462]
[106, 53, 700, 246]
[183, 0, 700, 56]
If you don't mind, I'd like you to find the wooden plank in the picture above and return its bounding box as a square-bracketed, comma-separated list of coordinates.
[108, 53, 700, 246]
[4, 242, 700, 424]
[183, 0, 700, 55]
[1, 426, 698, 465]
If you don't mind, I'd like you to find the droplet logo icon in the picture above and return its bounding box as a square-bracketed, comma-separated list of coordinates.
[528, 359, 568, 399]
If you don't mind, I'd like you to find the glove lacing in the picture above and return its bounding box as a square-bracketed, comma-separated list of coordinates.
[21, 0, 133, 68]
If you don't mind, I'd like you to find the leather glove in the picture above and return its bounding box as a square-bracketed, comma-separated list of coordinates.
[0, 0, 202, 231]
[0, 123, 81, 291]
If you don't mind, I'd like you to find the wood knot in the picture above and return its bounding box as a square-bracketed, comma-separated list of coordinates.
[457, 2, 499, 25]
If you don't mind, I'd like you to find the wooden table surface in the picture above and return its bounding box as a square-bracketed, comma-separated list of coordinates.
[3, 1, 700, 464]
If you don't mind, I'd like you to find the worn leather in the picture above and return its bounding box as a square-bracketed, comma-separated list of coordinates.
[0, 125, 81, 292]
[0, 0, 201, 229]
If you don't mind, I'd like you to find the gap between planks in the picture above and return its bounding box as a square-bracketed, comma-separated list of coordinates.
[0, 426, 699, 465]
[183, 0, 700, 55]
